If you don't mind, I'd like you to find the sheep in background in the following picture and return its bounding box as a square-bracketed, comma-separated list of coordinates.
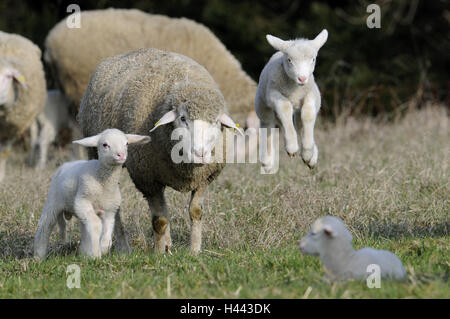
[79, 48, 241, 254]
[0, 31, 46, 182]
[299, 216, 406, 281]
[34, 129, 150, 259]
[29, 90, 84, 169]
[44, 8, 257, 129]
[255, 30, 328, 173]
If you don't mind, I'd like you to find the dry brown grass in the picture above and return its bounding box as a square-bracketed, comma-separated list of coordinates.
[0, 105, 448, 258]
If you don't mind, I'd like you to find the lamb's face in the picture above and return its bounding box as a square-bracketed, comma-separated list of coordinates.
[299, 216, 352, 256]
[266, 30, 328, 86]
[97, 130, 130, 166]
[73, 129, 150, 166]
[283, 44, 318, 86]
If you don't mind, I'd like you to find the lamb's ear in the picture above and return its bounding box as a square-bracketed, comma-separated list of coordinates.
[72, 134, 100, 147]
[149, 110, 177, 133]
[323, 225, 337, 238]
[219, 113, 244, 136]
[126, 134, 151, 145]
[266, 34, 289, 52]
[312, 29, 328, 50]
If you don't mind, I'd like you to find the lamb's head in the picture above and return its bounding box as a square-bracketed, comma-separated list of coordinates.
[299, 215, 352, 256]
[73, 128, 151, 166]
[150, 84, 242, 164]
[0, 61, 27, 107]
[266, 30, 328, 86]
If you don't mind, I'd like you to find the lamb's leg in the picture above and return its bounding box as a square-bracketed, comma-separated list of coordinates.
[100, 211, 116, 255]
[113, 208, 132, 254]
[189, 185, 205, 254]
[298, 93, 319, 169]
[256, 98, 277, 173]
[148, 187, 172, 253]
[37, 119, 56, 170]
[273, 98, 299, 157]
[75, 198, 102, 258]
[34, 204, 60, 259]
[57, 212, 68, 243]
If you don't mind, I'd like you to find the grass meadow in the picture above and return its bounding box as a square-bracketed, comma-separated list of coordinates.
[0, 105, 448, 298]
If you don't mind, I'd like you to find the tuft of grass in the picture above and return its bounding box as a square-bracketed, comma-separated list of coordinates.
[0, 105, 448, 298]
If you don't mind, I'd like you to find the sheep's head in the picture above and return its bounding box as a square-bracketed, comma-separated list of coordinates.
[73, 128, 151, 166]
[0, 61, 27, 108]
[150, 85, 242, 164]
[299, 215, 352, 256]
[266, 30, 328, 86]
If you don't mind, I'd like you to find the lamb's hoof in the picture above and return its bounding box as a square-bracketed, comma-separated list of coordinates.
[301, 144, 318, 169]
[287, 152, 296, 158]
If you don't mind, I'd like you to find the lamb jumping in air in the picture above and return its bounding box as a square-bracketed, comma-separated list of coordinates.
[33, 129, 150, 259]
[299, 216, 406, 281]
[255, 30, 328, 173]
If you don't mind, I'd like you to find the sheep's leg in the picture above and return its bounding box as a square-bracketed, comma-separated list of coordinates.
[29, 120, 38, 165]
[148, 188, 172, 253]
[298, 94, 319, 169]
[37, 119, 56, 170]
[100, 212, 116, 255]
[34, 203, 60, 259]
[0, 141, 12, 182]
[113, 208, 132, 254]
[75, 198, 102, 258]
[189, 185, 205, 254]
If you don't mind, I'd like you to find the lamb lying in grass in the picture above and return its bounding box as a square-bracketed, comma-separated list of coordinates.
[299, 216, 406, 281]
[33, 129, 150, 259]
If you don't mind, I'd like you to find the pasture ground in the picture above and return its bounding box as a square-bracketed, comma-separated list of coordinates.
[0, 106, 448, 298]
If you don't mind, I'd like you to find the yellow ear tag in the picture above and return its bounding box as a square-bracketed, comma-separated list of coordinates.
[234, 123, 240, 132]
[17, 75, 26, 84]
[154, 119, 160, 127]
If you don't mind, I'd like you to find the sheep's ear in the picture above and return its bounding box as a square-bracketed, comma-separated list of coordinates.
[126, 134, 151, 145]
[323, 225, 336, 238]
[312, 29, 328, 50]
[149, 110, 177, 133]
[72, 134, 100, 147]
[219, 113, 244, 136]
[266, 34, 289, 52]
[6, 68, 27, 90]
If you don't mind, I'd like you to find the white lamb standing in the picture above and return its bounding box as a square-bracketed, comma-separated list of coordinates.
[33, 128, 150, 259]
[255, 30, 328, 173]
[299, 216, 406, 281]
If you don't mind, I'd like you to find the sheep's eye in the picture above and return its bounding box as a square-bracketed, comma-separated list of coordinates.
[287, 58, 292, 63]
[180, 116, 186, 122]
[103, 143, 108, 148]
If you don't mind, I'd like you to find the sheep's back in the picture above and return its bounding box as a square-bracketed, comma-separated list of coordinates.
[45, 8, 255, 125]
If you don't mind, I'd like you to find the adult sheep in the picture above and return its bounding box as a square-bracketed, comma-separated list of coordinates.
[79, 48, 241, 254]
[0, 31, 46, 182]
[45, 8, 257, 128]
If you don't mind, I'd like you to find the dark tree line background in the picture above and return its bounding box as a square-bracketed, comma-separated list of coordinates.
[0, 0, 449, 119]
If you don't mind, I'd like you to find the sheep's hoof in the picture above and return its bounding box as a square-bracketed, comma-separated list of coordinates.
[152, 216, 168, 235]
[302, 158, 316, 170]
[287, 152, 296, 158]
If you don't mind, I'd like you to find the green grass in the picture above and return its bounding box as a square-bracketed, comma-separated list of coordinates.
[0, 237, 448, 298]
[0, 106, 449, 298]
